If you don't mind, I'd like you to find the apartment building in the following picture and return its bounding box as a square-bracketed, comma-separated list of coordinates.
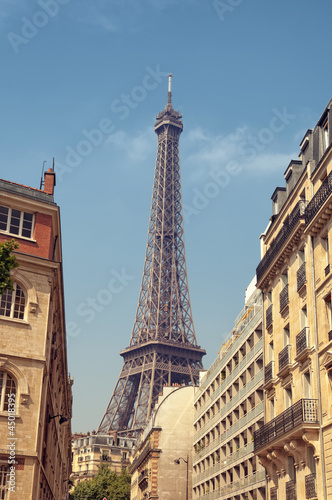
[193, 284, 266, 500]
[0, 169, 72, 499]
[254, 98, 332, 500]
[71, 431, 134, 484]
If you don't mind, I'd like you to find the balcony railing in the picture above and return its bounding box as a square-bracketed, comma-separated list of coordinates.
[193, 442, 255, 485]
[254, 399, 319, 450]
[305, 170, 332, 227]
[286, 479, 297, 500]
[297, 262, 306, 291]
[264, 361, 274, 384]
[197, 301, 262, 392]
[257, 200, 307, 283]
[194, 401, 264, 462]
[280, 284, 289, 312]
[278, 344, 291, 372]
[270, 486, 278, 500]
[199, 470, 266, 499]
[325, 263, 330, 276]
[296, 327, 309, 357]
[194, 337, 263, 421]
[266, 304, 273, 329]
[305, 473, 317, 499]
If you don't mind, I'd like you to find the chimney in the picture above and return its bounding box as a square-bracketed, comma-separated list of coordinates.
[44, 168, 56, 195]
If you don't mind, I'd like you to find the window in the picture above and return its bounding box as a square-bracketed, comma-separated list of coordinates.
[269, 398, 275, 419]
[268, 341, 274, 362]
[284, 387, 293, 409]
[325, 295, 332, 333]
[267, 291, 272, 306]
[322, 115, 329, 151]
[0, 371, 16, 412]
[281, 271, 288, 287]
[0, 283, 26, 320]
[307, 447, 316, 475]
[300, 306, 308, 330]
[0, 206, 34, 239]
[303, 371, 312, 399]
[298, 248, 305, 265]
[297, 249, 306, 291]
[0, 464, 9, 499]
[283, 325, 290, 347]
[288, 456, 296, 482]
[322, 235, 330, 275]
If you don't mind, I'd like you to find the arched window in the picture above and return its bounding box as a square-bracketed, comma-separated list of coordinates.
[0, 283, 26, 320]
[0, 371, 16, 412]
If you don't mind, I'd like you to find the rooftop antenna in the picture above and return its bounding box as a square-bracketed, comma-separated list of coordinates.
[167, 73, 173, 105]
[40, 160, 47, 190]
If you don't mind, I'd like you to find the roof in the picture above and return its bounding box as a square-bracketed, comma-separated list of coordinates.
[0, 179, 56, 205]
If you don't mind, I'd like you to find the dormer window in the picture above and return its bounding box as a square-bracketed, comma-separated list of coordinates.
[322, 114, 329, 151]
[0, 206, 34, 239]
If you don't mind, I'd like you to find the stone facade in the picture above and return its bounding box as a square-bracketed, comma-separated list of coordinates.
[255, 98, 332, 500]
[0, 171, 72, 499]
[193, 285, 266, 500]
[130, 385, 195, 500]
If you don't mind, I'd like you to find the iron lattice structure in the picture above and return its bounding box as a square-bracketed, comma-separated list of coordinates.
[98, 77, 205, 436]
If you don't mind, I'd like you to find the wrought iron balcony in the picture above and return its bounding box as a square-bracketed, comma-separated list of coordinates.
[254, 399, 319, 450]
[257, 200, 307, 283]
[264, 361, 274, 385]
[297, 262, 306, 291]
[266, 304, 273, 329]
[325, 263, 330, 276]
[305, 170, 332, 227]
[280, 284, 289, 312]
[270, 486, 278, 500]
[286, 479, 297, 500]
[296, 327, 309, 358]
[278, 344, 291, 373]
[305, 473, 317, 499]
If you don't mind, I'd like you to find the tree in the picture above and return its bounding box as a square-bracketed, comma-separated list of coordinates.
[69, 465, 131, 500]
[0, 239, 19, 294]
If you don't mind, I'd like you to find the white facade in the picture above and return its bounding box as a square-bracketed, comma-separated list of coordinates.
[193, 288, 266, 500]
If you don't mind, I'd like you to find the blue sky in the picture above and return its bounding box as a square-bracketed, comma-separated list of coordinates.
[1, 0, 332, 432]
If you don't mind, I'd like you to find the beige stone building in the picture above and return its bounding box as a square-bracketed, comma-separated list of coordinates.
[193, 284, 266, 500]
[0, 171, 72, 499]
[254, 98, 332, 500]
[71, 431, 134, 484]
[130, 385, 195, 500]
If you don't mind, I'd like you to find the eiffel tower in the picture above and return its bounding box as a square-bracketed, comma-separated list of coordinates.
[98, 75, 206, 436]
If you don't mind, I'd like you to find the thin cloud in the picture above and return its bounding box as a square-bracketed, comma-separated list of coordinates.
[182, 126, 297, 180]
[183, 127, 248, 181]
[107, 128, 155, 162]
[106, 125, 297, 180]
[68, 2, 120, 33]
[67, 0, 145, 34]
[67, 0, 203, 33]
[0, 0, 29, 28]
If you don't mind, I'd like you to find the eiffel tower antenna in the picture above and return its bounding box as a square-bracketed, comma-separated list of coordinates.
[167, 73, 172, 104]
[98, 76, 206, 436]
